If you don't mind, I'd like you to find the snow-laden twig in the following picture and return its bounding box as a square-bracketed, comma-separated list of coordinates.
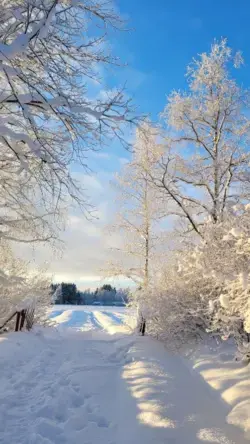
[0, 0, 136, 244]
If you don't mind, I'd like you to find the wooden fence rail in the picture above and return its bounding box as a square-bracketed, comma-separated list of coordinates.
[0, 304, 35, 333]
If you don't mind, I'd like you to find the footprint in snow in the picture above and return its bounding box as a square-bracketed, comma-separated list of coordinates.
[64, 414, 88, 431]
[35, 418, 63, 440]
[86, 404, 93, 414]
[88, 413, 110, 428]
[71, 392, 84, 408]
[36, 405, 55, 419]
[71, 382, 80, 393]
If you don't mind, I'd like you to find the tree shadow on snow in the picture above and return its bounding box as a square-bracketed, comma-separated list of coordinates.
[119, 337, 249, 444]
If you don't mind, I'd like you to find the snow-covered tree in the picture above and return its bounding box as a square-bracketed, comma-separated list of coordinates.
[149, 205, 250, 349]
[105, 123, 165, 289]
[157, 39, 250, 238]
[104, 123, 169, 331]
[142, 247, 215, 348]
[141, 40, 250, 348]
[0, 0, 135, 243]
[0, 239, 51, 325]
[115, 287, 130, 304]
[182, 206, 250, 344]
[51, 283, 63, 304]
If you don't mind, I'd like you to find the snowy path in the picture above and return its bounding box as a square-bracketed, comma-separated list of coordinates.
[0, 307, 249, 444]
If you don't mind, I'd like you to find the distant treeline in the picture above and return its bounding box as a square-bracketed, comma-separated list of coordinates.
[51, 283, 130, 306]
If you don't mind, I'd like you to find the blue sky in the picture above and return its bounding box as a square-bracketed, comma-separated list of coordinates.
[114, 0, 250, 117]
[95, 0, 250, 167]
[22, 0, 250, 290]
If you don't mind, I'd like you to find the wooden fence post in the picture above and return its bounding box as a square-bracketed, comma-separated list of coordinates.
[20, 310, 26, 330]
[141, 318, 146, 336]
[15, 312, 21, 332]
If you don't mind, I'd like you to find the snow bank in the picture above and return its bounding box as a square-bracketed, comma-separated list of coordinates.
[188, 339, 250, 439]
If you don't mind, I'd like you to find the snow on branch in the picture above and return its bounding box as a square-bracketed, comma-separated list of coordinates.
[157, 39, 250, 238]
[0, 239, 51, 325]
[0, 1, 58, 61]
[0, 0, 137, 243]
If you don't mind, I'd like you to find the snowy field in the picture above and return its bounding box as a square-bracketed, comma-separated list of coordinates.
[0, 306, 249, 444]
[49, 304, 136, 334]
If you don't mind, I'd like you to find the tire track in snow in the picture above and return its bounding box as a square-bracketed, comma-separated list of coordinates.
[92, 311, 130, 335]
[89, 311, 104, 330]
[102, 310, 125, 325]
[49, 310, 64, 319]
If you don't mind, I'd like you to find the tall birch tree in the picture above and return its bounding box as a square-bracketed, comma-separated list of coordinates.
[156, 39, 250, 238]
[105, 123, 165, 290]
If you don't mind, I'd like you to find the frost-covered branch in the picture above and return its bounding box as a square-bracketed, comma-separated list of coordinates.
[158, 39, 250, 237]
[0, 239, 52, 325]
[0, 0, 136, 243]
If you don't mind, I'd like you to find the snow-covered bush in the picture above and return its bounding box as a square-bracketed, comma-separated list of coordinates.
[149, 207, 250, 349]
[140, 252, 215, 348]
[235, 341, 250, 364]
[0, 240, 51, 327]
[195, 207, 250, 344]
[143, 205, 250, 349]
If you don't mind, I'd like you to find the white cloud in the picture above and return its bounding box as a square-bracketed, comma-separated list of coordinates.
[67, 216, 101, 237]
[13, 169, 131, 290]
[90, 151, 111, 159]
[119, 157, 129, 165]
[52, 273, 102, 284]
[74, 173, 103, 192]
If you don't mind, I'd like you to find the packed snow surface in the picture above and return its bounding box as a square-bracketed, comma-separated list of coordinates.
[0, 305, 249, 444]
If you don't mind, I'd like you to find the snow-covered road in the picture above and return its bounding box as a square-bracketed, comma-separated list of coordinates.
[0, 306, 249, 444]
